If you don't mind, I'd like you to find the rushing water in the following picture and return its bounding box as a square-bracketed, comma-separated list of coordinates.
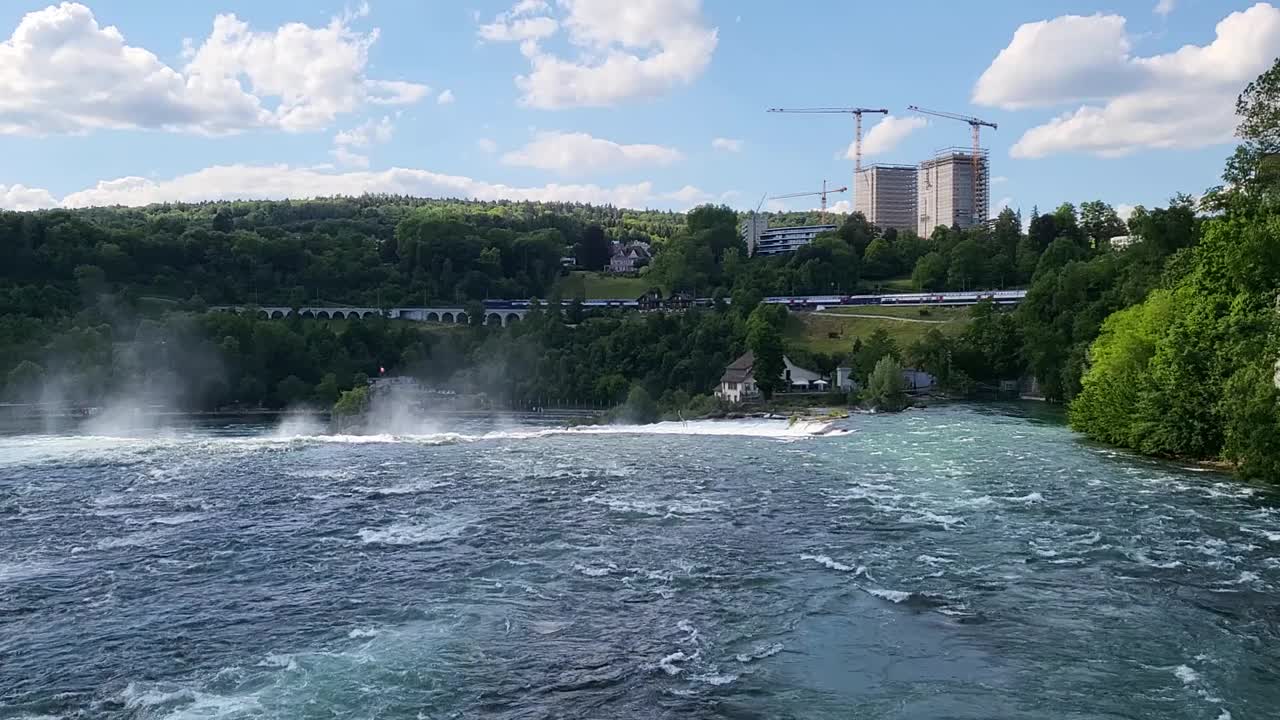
[2, 405, 1278, 719]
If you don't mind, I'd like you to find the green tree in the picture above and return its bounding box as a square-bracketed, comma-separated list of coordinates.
[275, 374, 312, 407]
[5, 360, 44, 400]
[575, 224, 611, 271]
[747, 304, 787, 400]
[912, 252, 948, 290]
[621, 384, 659, 424]
[866, 356, 907, 411]
[852, 327, 899, 386]
[947, 239, 985, 290]
[1079, 201, 1128, 248]
[862, 237, 898, 279]
[315, 372, 341, 407]
[332, 385, 370, 420]
[465, 301, 485, 327]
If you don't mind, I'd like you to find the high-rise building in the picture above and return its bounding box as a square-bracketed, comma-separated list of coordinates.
[855, 164, 917, 234]
[916, 148, 989, 236]
[739, 213, 768, 256]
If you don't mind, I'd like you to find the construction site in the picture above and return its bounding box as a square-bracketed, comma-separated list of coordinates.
[745, 105, 996, 254]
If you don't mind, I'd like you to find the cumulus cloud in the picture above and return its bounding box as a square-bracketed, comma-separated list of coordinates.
[1154, 0, 1176, 17]
[2, 164, 704, 211]
[827, 200, 853, 214]
[437, 89, 455, 105]
[973, 14, 1140, 110]
[501, 131, 682, 174]
[331, 116, 395, 167]
[848, 116, 927, 159]
[476, 138, 498, 153]
[0, 184, 57, 211]
[711, 137, 743, 152]
[479, 0, 718, 109]
[1116, 203, 1138, 221]
[664, 184, 711, 208]
[0, 3, 427, 136]
[975, 3, 1280, 158]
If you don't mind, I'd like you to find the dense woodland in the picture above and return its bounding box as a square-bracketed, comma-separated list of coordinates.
[2, 60, 1279, 477]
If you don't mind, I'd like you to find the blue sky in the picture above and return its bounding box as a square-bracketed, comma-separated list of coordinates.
[0, 0, 1274, 218]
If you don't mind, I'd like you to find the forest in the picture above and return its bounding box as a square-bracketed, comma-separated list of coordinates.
[1, 59, 1278, 477]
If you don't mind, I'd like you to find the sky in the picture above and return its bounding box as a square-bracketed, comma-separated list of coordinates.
[0, 0, 1275, 219]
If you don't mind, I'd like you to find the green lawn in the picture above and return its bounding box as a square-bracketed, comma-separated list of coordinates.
[820, 305, 972, 322]
[785, 311, 969, 355]
[556, 271, 651, 299]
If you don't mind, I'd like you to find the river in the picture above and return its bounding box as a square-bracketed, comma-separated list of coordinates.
[1, 405, 1277, 719]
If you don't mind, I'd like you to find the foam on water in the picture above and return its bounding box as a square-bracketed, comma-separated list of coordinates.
[799, 554, 869, 577]
[357, 517, 469, 546]
[865, 587, 912, 603]
[656, 651, 694, 676]
[572, 562, 616, 577]
[735, 642, 783, 663]
[257, 418, 848, 446]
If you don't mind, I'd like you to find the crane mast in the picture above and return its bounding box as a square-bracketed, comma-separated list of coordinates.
[907, 105, 997, 226]
[768, 180, 848, 224]
[768, 106, 888, 213]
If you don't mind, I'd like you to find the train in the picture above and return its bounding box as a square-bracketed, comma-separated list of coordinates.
[483, 289, 1026, 311]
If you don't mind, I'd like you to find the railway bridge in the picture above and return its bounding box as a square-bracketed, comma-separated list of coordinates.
[211, 306, 528, 326]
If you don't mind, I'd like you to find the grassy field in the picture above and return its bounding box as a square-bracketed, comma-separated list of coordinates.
[820, 305, 972, 322]
[785, 310, 970, 355]
[556, 271, 650, 299]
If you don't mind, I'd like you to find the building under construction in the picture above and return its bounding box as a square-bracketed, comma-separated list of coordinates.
[854, 164, 917, 234]
[916, 147, 989, 236]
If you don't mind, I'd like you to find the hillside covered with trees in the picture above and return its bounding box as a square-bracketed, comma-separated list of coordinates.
[2, 58, 1278, 479]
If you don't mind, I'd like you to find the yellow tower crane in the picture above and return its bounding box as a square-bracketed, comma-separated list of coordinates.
[768, 180, 848, 225]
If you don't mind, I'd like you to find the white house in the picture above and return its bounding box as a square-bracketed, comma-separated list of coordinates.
[716, 352, 758, 403]
[609, 243, 651, 273]
[715, 352, 826, 403]
[784, 357, 823, 391]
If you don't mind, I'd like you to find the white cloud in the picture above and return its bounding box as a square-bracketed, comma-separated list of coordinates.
[711, 137, 743, 152]
[1116, 203, 1138, 221]
[480, 0, 718, 109]
[827, 200, 853, 214]
[478, 16, 558, 42]
[331, 146, 370, 168]
[992, 197, 1014, 217]
[477, 138, 498, 153]
[976, 4, 1280, 158]
[0, 3, 427, 137]
[848, 116, 927, 159]
[992, 175, 1009, 184]
[48, 164, 699, 211]
[437, 89, 455, 105]
[664, 184, 710, 208]
[973, 14, 1139, 111]
[1154, 0, 1176, 17]
[334, 116, 394, 148]
[501, 131, 682, 174]
[0, 183, 57, 211]
[477, 0, 557, 42]
[331, 116, 394, 167]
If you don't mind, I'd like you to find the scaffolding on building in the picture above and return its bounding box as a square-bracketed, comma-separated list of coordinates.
[916, 147, 989, 235]
[855, 164, 917, 234]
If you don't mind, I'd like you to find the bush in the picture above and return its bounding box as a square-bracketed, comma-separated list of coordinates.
[621, 384, 659, 424]
[332, 385, 370, 419]
[866, 356, 907, 412]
